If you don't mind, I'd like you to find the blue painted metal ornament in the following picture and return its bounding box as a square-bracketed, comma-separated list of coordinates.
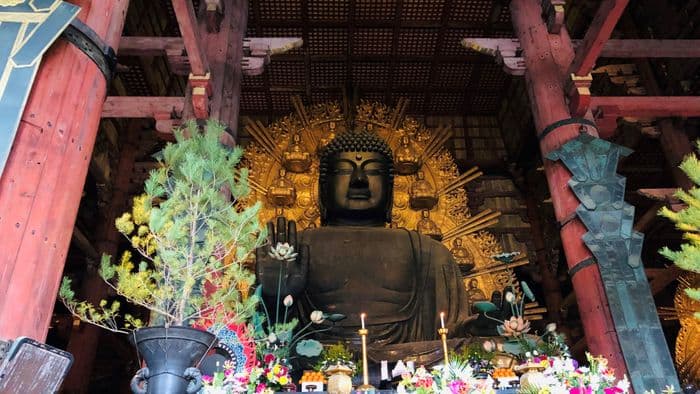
[0, 0, 79, 176]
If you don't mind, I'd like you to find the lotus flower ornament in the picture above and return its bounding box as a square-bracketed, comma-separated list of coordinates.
[268, 242, 298, 262]
[498, 316, 531, 337]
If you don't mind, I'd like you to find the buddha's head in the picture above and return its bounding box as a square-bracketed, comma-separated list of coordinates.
[319, 131, 394, 226]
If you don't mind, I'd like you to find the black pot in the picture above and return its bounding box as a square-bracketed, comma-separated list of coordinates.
[129, 326, 217, 394]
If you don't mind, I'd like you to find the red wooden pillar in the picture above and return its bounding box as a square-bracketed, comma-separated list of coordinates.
[510, 0, 628, 378]
[0, 0, 129, 341]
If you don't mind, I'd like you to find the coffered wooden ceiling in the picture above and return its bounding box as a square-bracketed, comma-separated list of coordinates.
[116, 0, 515, 118]
[242, 0, 513, 116]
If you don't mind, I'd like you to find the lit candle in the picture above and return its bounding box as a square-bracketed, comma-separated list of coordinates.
[361, 313, 366, 329]
[440, 312, 445, 329]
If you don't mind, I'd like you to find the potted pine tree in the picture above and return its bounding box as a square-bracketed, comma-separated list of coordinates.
[60, 120, 266, 393]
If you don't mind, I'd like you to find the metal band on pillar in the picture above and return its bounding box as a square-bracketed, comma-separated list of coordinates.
[61, 19, 117, 83]
[567, 257, 596, 278]
[538, 117, 598, 141]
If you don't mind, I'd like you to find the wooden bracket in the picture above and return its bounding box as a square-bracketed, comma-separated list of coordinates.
[461, 38, 525, 76]
[189, 72, 212, 120]
[541, 0, 566, 34]
[567, 73, 593, 117]
[242, 37, 303, 76]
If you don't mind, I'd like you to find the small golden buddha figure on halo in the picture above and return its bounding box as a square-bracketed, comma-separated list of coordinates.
[267, 168, 296, 207]
[318, 121, 337, 152]
[409, 170, 438, 210]
[395, 135, 421, 175]
[416, 209, 442, 241]
[465, 278, 487, 312]
[283, 133, 312, 173]
[450, 237, 475, 272]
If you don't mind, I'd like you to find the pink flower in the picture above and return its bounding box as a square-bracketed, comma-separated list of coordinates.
[570, 387, 592, 394]
[264, 353, 275, 364]
[202, 375, 213, 384]
[449, 380, 469, 394]
[604, 387, 624, 394]
[255, 383, 267, 393]
[415, 377, 433, 388]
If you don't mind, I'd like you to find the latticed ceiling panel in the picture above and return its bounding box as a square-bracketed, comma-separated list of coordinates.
[259, 0, 302, 19]
[352, 62, 390, 88]
[449, 0, 494, 23]
[311, 62, 347, 87]
[308, 1, 349, 21]
[268, 60, 306, 87]
[244, 0, 514, 116]
[394, 62, 432, 87]
[308, 28, 348, 55]
[402, 0, 446, 23]
[353, 28, 394, 55]
[429, 92, 466, 113]
[355, 0, 397, 21]
[435, 63, 473, 87]
[478, 63, 509, 90]
[397, 28, 440, 56]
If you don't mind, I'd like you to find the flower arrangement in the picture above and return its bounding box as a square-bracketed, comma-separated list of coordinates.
[315, 342, 357, 375]
[397, 361, 495, 394]
[200, 353, 294, 393]
[59, 121, 266, 332]
[518, 353, 631, 394]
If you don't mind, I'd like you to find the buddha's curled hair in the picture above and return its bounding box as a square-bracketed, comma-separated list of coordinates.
[319, 130, 395, 184]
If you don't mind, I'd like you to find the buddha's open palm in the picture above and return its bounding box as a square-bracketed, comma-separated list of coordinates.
[255, 217, 309, 298]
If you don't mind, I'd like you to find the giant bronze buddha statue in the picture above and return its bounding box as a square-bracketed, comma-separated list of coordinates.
[256, 130, 475, 364]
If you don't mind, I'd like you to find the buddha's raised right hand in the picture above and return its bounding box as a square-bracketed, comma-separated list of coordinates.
[255, 217, 309, 298]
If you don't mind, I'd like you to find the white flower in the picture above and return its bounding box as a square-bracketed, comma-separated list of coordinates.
[504, 292, 515, 303]
[533, 350, 539, 356]
[525, 351, 532, 358]
[617, 376, 631, 393]
[268, 242, 298, 262]
[267, 332, 277, 343]
[546, 322, 557, 332]
[310, 310, 325, 324]
[482, 340, 495, 352]
[283, 294, 293, 307]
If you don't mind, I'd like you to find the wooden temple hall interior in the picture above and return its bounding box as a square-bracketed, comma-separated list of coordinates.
[1, 0, 700, 393]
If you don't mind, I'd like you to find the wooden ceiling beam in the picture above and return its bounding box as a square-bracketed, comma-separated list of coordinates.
[569, 0, 630, 76]
[463, 38, 700, 62]
[171, 0, 209, 76]
[597, 39, 700, 58]
[592, 96, 700, 119]
[101, 96, 185, 118]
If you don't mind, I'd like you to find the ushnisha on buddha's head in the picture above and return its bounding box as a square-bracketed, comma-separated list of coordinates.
[318, 130, 394, 226]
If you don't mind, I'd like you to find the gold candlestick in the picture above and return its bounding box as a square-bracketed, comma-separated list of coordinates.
[438, 327, 449, 367]
[357, 328, 375, 392]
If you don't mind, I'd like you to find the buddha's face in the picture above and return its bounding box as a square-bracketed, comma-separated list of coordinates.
[324, 151, 391, 225]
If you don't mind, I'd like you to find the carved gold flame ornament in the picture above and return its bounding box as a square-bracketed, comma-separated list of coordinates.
[241, 96, 522, 297]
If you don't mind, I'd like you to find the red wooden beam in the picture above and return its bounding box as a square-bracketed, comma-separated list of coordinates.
[101, 96, 185, 118]
[464, 38, 700, 60]
[570, 0, 630, 76]
[591, 96, 700, 118]
[118, 36, 184, 57]
[598, 39, 700, 58]
[171, 0, 209, 76]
